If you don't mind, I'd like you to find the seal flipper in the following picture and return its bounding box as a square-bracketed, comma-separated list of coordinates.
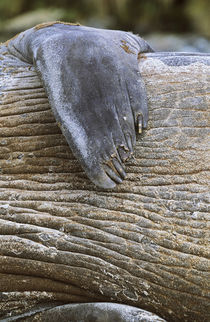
[7, 24, 152, 188]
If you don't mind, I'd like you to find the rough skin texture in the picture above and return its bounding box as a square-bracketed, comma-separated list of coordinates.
[6, 22, 153, 189]
[0, 35, 209, 321]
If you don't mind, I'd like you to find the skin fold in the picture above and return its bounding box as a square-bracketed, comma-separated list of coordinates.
[7, 22, 153, 188]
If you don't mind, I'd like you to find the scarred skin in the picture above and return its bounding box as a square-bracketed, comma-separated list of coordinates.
[6, 22, 153, 189]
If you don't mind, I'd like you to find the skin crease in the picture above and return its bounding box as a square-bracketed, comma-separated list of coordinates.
[7, 22, 154, 189]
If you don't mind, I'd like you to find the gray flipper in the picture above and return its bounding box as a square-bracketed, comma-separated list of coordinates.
[7, 23, 153, 188]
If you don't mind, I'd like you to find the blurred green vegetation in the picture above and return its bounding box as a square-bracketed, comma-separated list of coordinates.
[0, 0, 209, 39]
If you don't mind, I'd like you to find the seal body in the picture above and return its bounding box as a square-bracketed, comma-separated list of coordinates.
[7, 22, 153, 188]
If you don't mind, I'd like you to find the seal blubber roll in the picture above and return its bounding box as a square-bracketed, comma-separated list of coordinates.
[7, 22, 153, 188]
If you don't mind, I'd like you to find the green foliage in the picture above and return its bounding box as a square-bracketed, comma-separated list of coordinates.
[0, 0, 209, 37]
[0, 0, 26, 18]
[186, 0, 210, 37]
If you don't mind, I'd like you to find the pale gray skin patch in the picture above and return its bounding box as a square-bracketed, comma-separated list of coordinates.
[7, 23, 154, 189]
[145, 52, 210, 66]
[3, 302, 166, 321]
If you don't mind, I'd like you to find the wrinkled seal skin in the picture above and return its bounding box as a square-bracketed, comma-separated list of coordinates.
[6, 22, 153, 189]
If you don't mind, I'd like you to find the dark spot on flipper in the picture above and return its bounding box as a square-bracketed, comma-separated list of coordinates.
[7, 24, 152, 188]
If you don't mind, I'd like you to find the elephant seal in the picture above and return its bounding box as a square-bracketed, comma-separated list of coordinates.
[6, 21, 153, 189]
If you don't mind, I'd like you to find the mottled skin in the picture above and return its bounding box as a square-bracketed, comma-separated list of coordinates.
[7, 22, 153, 189]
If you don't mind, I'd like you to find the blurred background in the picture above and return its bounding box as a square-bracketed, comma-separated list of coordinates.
[0, 0, 210, 52]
